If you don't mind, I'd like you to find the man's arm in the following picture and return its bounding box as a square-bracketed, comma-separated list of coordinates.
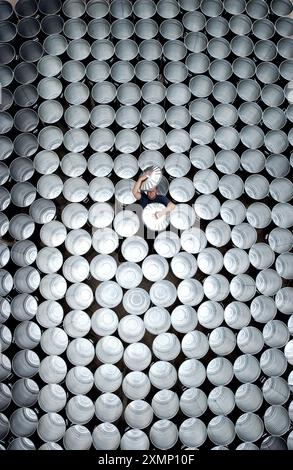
[132, 174, 148, 200]
[155, 201, 176, 218]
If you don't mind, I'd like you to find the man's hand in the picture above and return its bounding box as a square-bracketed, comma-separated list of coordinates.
[140, 172, 151, 181]
[154, 210, 165, 219]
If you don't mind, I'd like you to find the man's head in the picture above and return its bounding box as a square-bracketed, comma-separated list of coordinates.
[147, 187, 157, 199]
